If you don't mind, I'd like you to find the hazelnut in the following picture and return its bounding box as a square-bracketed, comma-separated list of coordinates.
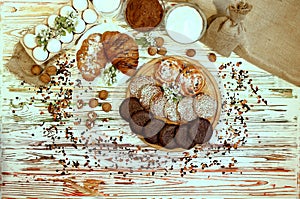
[45, 65, 57, 76]
[102, 102, 112, 112]
[186, 49, 196, 57]
[208, 53, 217, 62]
[157, 47, 167, 56]
[89, 98, 99, 108]
[98, 90, 109, 100]
[39, 73, 51, 83]
[155, 37, 164, 48]
[31, 65, 43, 76]
[148, 46, 157, 56]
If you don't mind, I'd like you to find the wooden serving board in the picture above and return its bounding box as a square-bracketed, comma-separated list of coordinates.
[126, 55, 222, 151]
[127, 55, 222, 127]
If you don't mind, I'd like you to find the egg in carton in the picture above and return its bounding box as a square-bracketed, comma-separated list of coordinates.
[20, 0, 100, 65]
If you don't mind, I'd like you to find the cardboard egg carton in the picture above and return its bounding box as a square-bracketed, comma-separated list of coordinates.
[20, 0, 100, 65]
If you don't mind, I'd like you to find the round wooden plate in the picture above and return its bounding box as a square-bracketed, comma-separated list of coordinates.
[126, 55, 222, 151]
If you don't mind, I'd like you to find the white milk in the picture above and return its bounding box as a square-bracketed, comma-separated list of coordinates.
[166, 5, 204, 44]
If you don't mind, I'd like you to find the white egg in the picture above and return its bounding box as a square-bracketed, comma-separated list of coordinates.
[72, 0, 88, 11]
[23, 33, 37, 49]
[35, 24, 49, 35]
[74, 19, 86, 34]
[47, 14, 58, 28]
[33, 46, 49, 61]
[82, 9, 98, 24]
[60, 6, 76, 17]
[46, 38, 62, 53]
[60, 31, 74, 43]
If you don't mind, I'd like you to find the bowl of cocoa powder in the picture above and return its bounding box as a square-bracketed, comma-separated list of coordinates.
[125, 0, 164, 32]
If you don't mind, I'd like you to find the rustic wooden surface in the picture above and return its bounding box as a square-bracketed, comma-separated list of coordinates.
[1, 0, 300, 198]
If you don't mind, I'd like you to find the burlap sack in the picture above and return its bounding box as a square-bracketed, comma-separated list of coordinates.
[194, 0, 300, 86]
[5, 42, 47, 86]
[202, 1, 252, 57]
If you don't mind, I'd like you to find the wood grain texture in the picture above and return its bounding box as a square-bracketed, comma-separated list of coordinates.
[1, 0, 300, 198]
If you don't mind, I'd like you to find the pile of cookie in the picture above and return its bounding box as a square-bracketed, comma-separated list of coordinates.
[119, 97, 213, 150]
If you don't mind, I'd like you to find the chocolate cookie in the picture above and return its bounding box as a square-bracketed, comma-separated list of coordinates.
[188, 118, 213, 144]
[144, 134, 160, 145]
[158, 124, 178, 149]
[143, 118, 165, 137]
[129, 110, 153, 135]
[119, 97, 144, 122]
[174, 124, 195, 150]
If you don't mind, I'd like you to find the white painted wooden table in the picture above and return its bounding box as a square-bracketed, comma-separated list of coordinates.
[1, 0, 299, 198]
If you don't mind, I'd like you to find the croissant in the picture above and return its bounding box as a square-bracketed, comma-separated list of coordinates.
[102, 31, 139, 76]
[76, 33, 107, 81]
[76, 31, 139, 81]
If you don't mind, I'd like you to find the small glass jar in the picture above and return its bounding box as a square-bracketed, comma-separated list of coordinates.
[164, 3, 207, 44]
[92, 0, 123, 18]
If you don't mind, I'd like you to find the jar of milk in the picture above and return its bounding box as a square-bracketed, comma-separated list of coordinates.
[165, 3, 207, 44]
[92, 0, 123, 18]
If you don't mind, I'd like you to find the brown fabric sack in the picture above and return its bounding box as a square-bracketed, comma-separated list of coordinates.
[202, 1, 252, 57]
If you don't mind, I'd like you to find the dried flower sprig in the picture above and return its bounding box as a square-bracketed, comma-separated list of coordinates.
[36, 12, 78, 49]
[162, 83, 183, 103]
[103, 65, 118, 86]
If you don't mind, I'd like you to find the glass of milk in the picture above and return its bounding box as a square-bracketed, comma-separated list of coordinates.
[92, 0, 123, 18]
[165, 3, 207, 44]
